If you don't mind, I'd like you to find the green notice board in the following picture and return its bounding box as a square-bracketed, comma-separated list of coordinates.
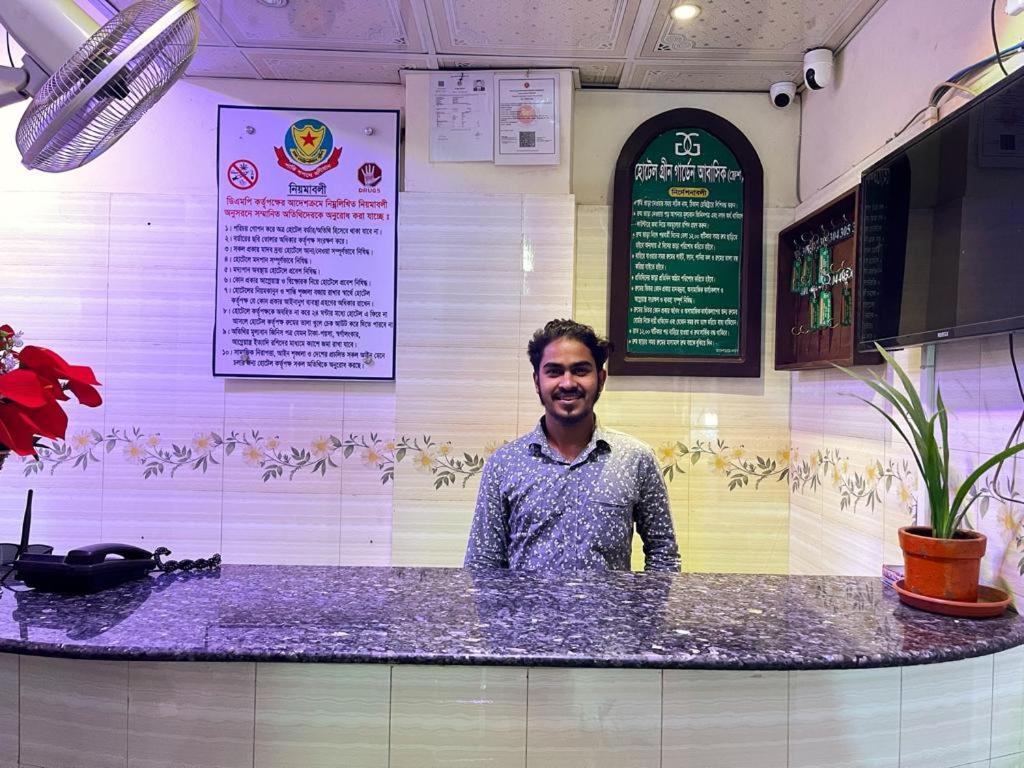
[610, 110, 763, 377]
[627, 129, 744, 356]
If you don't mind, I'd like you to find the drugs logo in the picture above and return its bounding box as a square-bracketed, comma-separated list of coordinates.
[358, 162, 382, 187]
[274, 118, 342, 180]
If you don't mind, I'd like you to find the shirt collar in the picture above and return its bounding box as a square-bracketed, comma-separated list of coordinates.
[528, 416, 611, 464]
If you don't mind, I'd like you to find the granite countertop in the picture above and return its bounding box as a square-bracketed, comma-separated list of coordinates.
[0, 565, 1021, 670]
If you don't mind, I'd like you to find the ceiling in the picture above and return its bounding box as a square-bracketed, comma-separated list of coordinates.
[101, 0, 886, 91]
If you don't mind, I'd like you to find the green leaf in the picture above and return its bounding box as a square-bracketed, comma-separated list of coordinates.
[950, 442, 1024, 532]
[396, 448, 406, 462]
[225, 442, 235, 456]
[343, 445, 354, 458]
[690, 452, 700, 465]
[850, 395, 928, 481]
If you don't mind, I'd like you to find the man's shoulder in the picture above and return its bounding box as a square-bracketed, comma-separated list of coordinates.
[599, 426, 656, 459]
[486, 430, 540, 465]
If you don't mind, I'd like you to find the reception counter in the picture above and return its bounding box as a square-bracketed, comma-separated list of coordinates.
[1, 566, 1022, 767]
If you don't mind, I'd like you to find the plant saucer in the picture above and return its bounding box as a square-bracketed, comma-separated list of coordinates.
[893, 579, 1011, 618]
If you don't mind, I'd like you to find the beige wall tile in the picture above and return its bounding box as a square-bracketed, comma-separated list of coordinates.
[976, 333, 1022, 456]
[224, 377, 345, 424]
[0, 655, 17, 766]
[789, 667, 900, 768]
[390, 665, 526, 768]
[526, 667, 661, 768]
[521, 194, 576, 333]
[820, 366, 889, 442]
[20, 656, 129, 768]
[222, 491, 341, 565]
[789, 495, 824, 575]
[391, 424, 508, 504]
[392, 498, 473, 567]
[340, 495, 393, 565]
[900, 655, 995, 768]
[791, 370, 825, 436]
[934, 337, 982, 454]
[663, 669, 787, 767]
[394, 346, 520, 431]
[101, 417, 226, 495]
[573, 205, 611, 332]
[101, 343, 226, 423]
[0, 483, 103, 558]
[255, 664, 389, 768]
[101, 489, 221, 561]
[993, 645, 1024, 759]
[221, 421, 343, 496]
[107, 194, 217, 346]
[687, 498, 789, 573]
[1, 192, 111, 344]
[991, 753, 1024, 767]
[128, 662, 255, 768]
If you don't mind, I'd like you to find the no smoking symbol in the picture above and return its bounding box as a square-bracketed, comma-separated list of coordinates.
[228, 159, 258, 190]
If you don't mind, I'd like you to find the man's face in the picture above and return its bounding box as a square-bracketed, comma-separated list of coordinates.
[534, 337, 606, 426]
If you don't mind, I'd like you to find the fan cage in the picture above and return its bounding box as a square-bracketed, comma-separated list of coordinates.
[16, 0, 200, 173]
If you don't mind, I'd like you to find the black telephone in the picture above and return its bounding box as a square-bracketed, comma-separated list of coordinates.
[7, 492, 219, 594]
[15, 543, 157, 594]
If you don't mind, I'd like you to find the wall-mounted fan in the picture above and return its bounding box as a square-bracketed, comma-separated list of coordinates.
[0, 0, 200, 172]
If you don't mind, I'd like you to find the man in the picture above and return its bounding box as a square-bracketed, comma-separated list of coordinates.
[464, 319, 680, 572]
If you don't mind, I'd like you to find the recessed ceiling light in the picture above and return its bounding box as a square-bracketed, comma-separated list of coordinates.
[671, 2, 701, 21]
[257, 0, 289, 7]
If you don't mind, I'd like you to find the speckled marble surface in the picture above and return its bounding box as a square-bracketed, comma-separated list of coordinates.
[0, 566, 1020, 670]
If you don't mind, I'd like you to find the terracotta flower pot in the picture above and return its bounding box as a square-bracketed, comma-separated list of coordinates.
[898, 525, 986, 602]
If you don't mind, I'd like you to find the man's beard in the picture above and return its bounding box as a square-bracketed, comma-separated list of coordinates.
[539, 387, 601, 425]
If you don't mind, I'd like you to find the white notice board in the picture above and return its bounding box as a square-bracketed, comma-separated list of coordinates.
[429, 71, 494, 162]
[215, 106, 398, 380]
[494, 74, 559, 165]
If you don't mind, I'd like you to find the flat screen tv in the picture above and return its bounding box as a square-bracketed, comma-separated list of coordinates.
[858, 65, 1024, 351]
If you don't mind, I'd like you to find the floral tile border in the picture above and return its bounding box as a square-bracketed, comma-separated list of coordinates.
[5, 427, 1022, 572]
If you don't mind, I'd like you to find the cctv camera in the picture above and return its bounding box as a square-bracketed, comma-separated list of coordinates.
[770, 81, 797, 109]
[803, 48, 833, 90]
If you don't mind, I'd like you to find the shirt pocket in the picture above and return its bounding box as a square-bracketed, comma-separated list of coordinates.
[587, 493, 634, 554]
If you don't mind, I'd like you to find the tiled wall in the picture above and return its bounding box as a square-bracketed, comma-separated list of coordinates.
[790, 336, 1024, 606]
[5, 650, 1023, 768]
[0, 190, 576, 567]
[575, 205, 793, 573]
[1, 189, 797, 572]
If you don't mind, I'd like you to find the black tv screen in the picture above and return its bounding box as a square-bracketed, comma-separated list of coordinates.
[858, 65, 1024, 351]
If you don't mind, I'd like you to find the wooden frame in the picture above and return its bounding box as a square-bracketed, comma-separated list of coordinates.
[774, 187, 881, 370]
[609, 108, 764, 377]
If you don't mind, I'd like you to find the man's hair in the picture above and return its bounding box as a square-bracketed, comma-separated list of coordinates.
[527, 319, 612, 372]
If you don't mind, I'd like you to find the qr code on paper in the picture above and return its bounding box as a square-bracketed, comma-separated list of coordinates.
[518, 132, 536, 148]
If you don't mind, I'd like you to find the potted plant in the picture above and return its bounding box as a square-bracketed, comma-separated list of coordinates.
[0, 324, 102, 468]
[837, 343, 1024, 603]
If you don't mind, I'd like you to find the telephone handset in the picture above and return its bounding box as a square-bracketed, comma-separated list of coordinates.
[15, 542, 157, 594]
[7, 491, 220, 594]
[64, 542, 154, 565]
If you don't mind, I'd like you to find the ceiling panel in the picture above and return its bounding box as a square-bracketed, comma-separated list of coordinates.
[639, 0, 878, 60]
[244, 49, 430, 83]
[627, 60, 803, 91]
[186, 46, 260, 79]
[216, 0, 425, 54]
[436, 56, 624, 87]
[124, 0, 887, 91]
[425, 0, 643, 57]
[107, 0, 235, 47]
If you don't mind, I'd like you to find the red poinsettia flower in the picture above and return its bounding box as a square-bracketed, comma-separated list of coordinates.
[0, 330, 102, 457]
[17, 346, 102, 407]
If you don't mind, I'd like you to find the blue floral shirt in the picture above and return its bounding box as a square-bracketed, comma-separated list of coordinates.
[464, 419, 681, 572]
